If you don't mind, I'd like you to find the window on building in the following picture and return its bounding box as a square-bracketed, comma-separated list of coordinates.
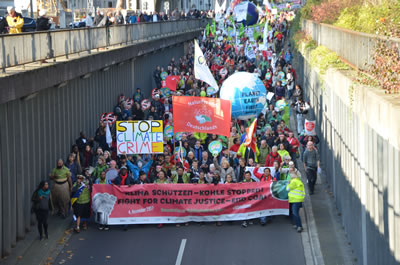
[108, 1, 112, 7]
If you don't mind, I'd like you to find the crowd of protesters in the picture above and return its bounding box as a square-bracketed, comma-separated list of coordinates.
[31, 8, 321, 240]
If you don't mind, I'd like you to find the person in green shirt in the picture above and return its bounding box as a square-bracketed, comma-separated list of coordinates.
[277, 143, 290, 161]
[72, 175, 91, 233]
[258, 140, 271, 165]
[171, 166, 190, 184]
[49, 159, 72, 218]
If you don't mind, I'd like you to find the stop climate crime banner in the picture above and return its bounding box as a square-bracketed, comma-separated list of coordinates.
[172, 96, 232, 137]
[116, 120, 164, 155]
[92, 182, 289, 225]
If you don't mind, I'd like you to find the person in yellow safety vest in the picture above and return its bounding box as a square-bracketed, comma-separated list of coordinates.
[193, 132, 207, 144]
[237, 143, 260, 163]
[286, 172, 305, 232]
[6, 7, 24, 34]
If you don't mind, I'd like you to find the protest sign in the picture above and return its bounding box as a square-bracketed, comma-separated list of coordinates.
[116, 120, 164, 154]
[141, 99, 151, 111]
[92, 182, 289, 224]
[305, 119, 316, 136]
[164, 125, 173, 139]
[208, 140, 223, 156]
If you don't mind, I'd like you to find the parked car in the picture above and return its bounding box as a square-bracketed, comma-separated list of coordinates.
[22, 17, 36, 32]
[69, 20, 86, 28]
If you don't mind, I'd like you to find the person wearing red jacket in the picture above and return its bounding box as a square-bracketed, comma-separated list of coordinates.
[265, 146, 282, 167]
[253, 166, 273, 182]
[287, 131, 300, 167]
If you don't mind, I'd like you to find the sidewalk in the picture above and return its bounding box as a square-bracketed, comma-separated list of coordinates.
[289, 108, 357, 265]
[0, 215, 72, 265]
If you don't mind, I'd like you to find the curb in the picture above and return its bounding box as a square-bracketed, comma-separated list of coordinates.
[289, 108, 325, 265]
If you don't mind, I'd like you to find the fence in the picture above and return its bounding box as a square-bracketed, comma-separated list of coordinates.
[0, 18, 209, 72]
[301, 19, 400, 70]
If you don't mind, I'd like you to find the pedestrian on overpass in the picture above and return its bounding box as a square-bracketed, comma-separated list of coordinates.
[303, 141, 320, 195]
[6, 6, 24, 34]
[286, 170, 305, 232]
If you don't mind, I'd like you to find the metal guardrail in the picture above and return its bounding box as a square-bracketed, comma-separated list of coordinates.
[301, 19, 400, 70]
[0, 19, 209, 72]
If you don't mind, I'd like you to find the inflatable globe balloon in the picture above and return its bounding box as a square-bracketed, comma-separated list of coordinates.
[220, 72, 267, 120]
[234, 1, 259, 26]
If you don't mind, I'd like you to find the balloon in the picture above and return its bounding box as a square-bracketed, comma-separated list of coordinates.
[220, 72, 267, 120]
[271, 180, 289, 200]
[234, 1, 259, 26]
[275, 99, 287, 111]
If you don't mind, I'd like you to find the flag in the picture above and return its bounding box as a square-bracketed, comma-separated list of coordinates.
[194, 40, 219, 90]
[205, 24, 210, 37]
[172, 96, 232, 137]
[244, 119, 257, 153]
[177, 141, 189, 170]
[263, 22, 269, 45]
[106, 122, 112, 148]
[264, 0, 272, 13]
[71, 183, 86, 208]
[164, 75, 180, 91]
[245, 41, 256, 60]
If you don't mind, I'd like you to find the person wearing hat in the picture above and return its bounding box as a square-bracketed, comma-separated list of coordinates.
[136, 170, 151, 184]
[36, 9, 51, 31]
[6, 6, 23, 34]
[286, 167, 306, 232]
[113, 166, 134, 185]
[72, 175, 92, 233]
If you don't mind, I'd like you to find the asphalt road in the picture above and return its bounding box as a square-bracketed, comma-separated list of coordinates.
[54, 216, 305, 265]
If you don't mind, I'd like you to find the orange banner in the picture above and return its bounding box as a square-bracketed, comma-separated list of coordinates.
[172, 96, 232, 137]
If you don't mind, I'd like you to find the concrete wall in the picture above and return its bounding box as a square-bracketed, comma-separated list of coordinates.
[134, 43, 185, 97]
[0, 41, 186, 257]
[294, 46, 400, 265]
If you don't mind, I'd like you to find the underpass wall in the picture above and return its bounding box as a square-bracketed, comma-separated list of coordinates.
[0, 62, 134, 257]
[294, 47, 400, 265]
[134, 43, 185, 97]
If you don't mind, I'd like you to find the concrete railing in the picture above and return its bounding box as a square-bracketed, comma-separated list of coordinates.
[301, 19, 400, 69]
[0, 18, 209, 72]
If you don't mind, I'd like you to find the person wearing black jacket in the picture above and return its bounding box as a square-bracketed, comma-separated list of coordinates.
[0, 15, 8, 34]
[135, 171, 151, 184]
[31, 181, 53, 240]
[114, 166, 134, 185]
[36, 10, 51, 31]
[153, 66, 162, 89]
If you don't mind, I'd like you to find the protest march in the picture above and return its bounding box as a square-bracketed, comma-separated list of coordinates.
[32, 0, 321, 240]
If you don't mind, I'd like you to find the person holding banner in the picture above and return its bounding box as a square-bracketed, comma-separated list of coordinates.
[213, 157, 236, 183]
[241, 171, 255, 228]
[113, 166, 134, 186]
[171, 166, 191, 184]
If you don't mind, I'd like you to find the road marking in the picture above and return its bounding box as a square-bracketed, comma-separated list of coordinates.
[175, 239, 187, 265]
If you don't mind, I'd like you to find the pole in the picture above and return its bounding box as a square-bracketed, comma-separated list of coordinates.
[30, 0, 34, 18]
